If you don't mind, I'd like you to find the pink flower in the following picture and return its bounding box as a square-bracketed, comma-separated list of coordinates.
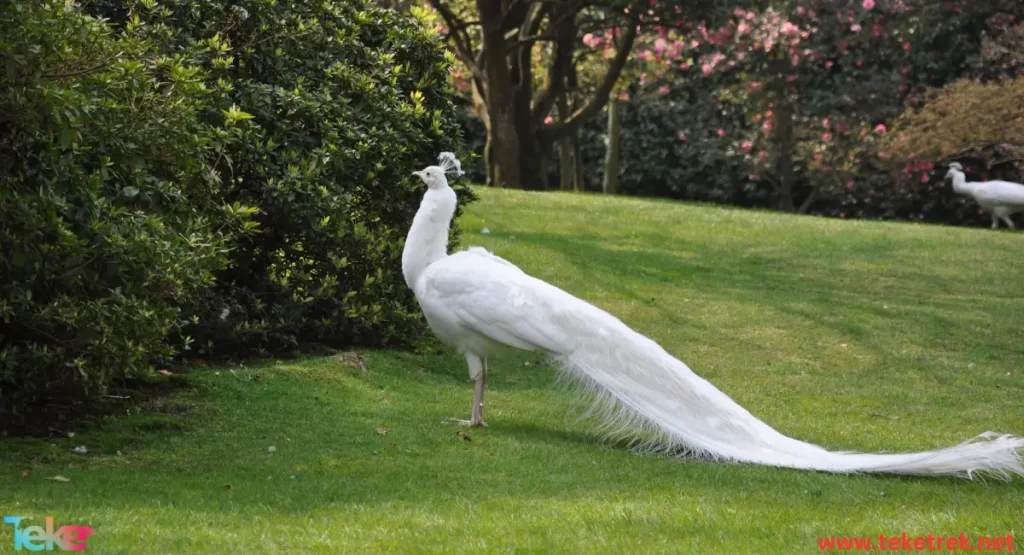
[742, 140, 753, 152]
[717, 129, 727, 137]
[544, 116, 554, 125]
[825, 60, 834, 69]
[874, 123, 887, 134]
[658, 85, 670, 94]
[921, 173, 930, 183]
[822, 118, 831, 129]
[678, 133, 687, 142]
[862, 0, 875, 9]
[903, 42, 911, 51]
[758, 151, 767, 161]
[814, 152, 824, 162]
[851, 24, 862, 32]
[873, 23, 883, 37]
[846, 181, 854, 190]
[702, 64, 714, 75]
[797, 6, 806, 15]
[822, 133, 833, 142]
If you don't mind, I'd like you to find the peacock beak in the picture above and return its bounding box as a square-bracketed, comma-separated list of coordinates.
[412, 171, 424, 179]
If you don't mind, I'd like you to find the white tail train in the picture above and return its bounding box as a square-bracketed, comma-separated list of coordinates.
[401, 153, 1024, 480]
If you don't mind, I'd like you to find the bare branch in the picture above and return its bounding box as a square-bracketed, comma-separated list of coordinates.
[548, 2, 643, 140]
[42, 61, 109, 79]
[433, 0, 485, 82]
[505, 33, 558, 51]
[798, 187, 818, 214]
[991, 157, 1024, 167]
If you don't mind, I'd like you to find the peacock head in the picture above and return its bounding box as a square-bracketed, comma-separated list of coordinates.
[412, 152, 464, 191]
[945, 162, 963, 181]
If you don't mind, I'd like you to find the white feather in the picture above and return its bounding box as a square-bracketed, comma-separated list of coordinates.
[403, 155, 1024, 479]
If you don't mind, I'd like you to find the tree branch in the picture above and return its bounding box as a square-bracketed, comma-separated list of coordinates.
[505, 33, 558, 51]
[433, 0, 485, 83]
[798, 186, 818, 214]
[42, 61, 109, 79]
[531, 4, 574, 121]
[547, 3, 642, 140]
[500, 0, 532, 33]
[991, 157, 1024, 167]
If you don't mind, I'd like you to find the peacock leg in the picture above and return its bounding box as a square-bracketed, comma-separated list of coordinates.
[1002, 215, 1015, 229]
[469, 357, 488, 427]
[446, 354, 488, 427]
[992, 214, 1000, 229]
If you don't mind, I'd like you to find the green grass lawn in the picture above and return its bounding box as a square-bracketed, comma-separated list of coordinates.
[2, 188, 1023, 553]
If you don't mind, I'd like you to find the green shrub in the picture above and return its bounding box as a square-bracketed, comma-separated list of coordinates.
[85, 0, 468, 358]
[0, 2, 248, 418]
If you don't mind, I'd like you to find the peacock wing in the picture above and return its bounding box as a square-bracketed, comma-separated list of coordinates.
[420, 249, 578, 354]
[986, 182, 1024, 205]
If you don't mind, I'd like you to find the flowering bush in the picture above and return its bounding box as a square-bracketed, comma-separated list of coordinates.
[563, 0, 1024, 224]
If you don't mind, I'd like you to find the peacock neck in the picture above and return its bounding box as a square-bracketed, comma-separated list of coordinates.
[951, 171, 973, 196]
[402, 187, 457, 289]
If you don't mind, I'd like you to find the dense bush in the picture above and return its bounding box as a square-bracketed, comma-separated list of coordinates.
[2, 0, 465, 425]
[85, 0, 467, 358]
[576, 90, 766, 206]
[0, 2, 249, 417]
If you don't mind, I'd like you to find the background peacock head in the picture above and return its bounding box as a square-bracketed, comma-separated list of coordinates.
[945, 162, 964, 181]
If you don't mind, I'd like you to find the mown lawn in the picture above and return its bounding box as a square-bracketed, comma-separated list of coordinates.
[2, 188, 1022, 553]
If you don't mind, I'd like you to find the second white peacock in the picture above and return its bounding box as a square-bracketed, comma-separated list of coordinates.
[402, 152, 1024, 479]
[946, 162, 1024, 229]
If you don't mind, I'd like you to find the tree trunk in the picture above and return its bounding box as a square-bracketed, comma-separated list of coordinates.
[478, 0, 520, 188]
[798, 187, 818, 214]
[572, 132, 584, 191]
[557, 94, 573, 191]
[439, 0, 642, 190]
[472, 82, 495, 187]
[558, 139, 573, 191]
[774, 100, 796, 212]
[603, 100, 624, 195]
